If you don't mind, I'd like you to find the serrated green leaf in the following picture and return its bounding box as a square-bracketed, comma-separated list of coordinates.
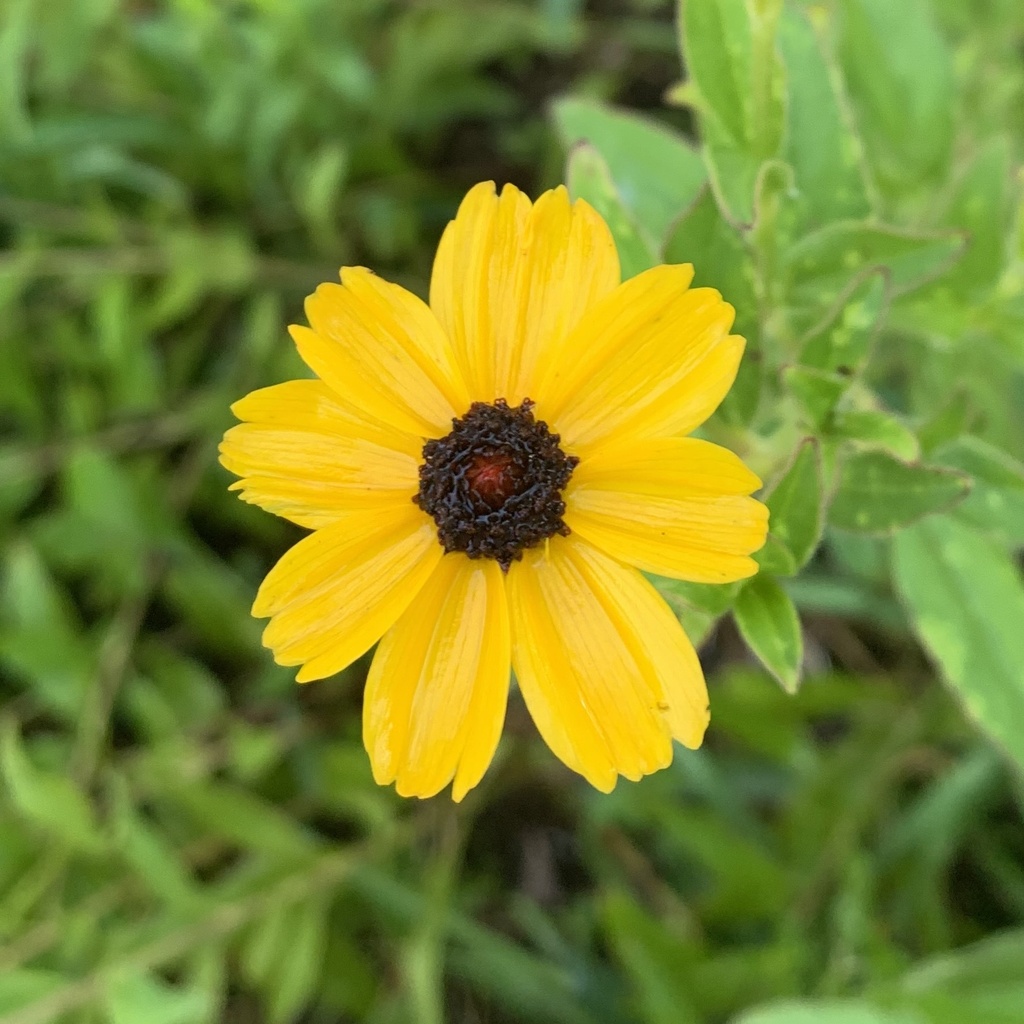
[552, 97, 706, 245]
[837, 0, 954, 192]
[566, 142, 655, 280]
[734, 575, 803, 693]
[830, 451, 970, 534]
[677, 0, 786, 224]
[759, 438, 825, 575]
[893, 516, 1024, 772]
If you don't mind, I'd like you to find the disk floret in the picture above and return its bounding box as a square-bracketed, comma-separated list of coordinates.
[414, 399, 579, 570]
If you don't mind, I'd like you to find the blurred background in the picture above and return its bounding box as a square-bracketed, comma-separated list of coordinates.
[2, 1, 1024, 1022]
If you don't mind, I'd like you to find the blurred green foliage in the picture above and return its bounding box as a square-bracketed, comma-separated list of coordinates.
[2, 0, 1024, 1022]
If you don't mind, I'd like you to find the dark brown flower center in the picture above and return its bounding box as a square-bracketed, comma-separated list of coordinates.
[413, 398, 579, 571]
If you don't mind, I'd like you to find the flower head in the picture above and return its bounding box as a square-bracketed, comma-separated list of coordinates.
[220, 182, 768, 799]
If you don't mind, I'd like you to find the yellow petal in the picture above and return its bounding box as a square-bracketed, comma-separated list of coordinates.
[255, 504, 442, 682]
[296, 267, 470, 437]
[535, 265, 743, 453]
[364, 554, 510, 801]
[508, 534, 709, 790]
[219, 380, 422, 528]
[430, 182, 620, 404]
[565, 437, 769, 583]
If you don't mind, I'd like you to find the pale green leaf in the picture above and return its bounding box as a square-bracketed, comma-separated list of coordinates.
[838, 0, 954, 192]
[759, 438, 826, 575]
[893, 516, 1024, 772]
[832, 410, 920, 461]
[934, 436, 1024, 547]
[799, 269, 888, 376]
[734, 575, 803, 693]
[0, 718, 104, 853]
[663, 186, 758, 337]
[777, 6, 871, 232]
[736, 1002, 919, 1024]
[552, 97, 706, 245]
[677, 0, 786, 224]
[105, 971, 213, 1024]
[566, 142, 656, 280]
[940, 138, 1012, 295]
[784, 222, 965, 313]
[830, 451, 970, 535]
[782, 366, 848, 428]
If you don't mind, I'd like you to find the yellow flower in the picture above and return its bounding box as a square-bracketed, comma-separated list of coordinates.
[220, 182, 768, 800]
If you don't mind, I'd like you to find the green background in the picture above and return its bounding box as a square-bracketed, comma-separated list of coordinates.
[2, 0, 1024, 1022]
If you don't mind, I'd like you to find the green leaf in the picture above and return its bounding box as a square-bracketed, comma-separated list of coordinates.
[655, 577, 743, 618]
[161, 545, 262, 659]
[653, 578, 720, 648]
[270, 902, 330, 1024]
[776, 6, 870, 232]
[663, 186, 758, 337]
[837, 0, 954, 192]
[832, 409, 920, 461]
[799, 269, 888, 376]
[784, 222, 965, 313]
[893, 516, 1024, 772]
[0, 542, 93, 719]
[734, 575, 803, 693]
[759, 438, 826, 575]
[736, 1002, 918, 1024]
[677, 0, 786, 224]
[900, 929, 1024, 1019]
[939, 138, 1012, 295]
[917, 392, 975, 455]
[551, 97, 706, 245]
[601, 891, 701, 1024]
[0, 971, 65, 1014]
[111, 776, 197, 907]
[830, 450, 970, 535]
[782, 365, 849, 429]
[933, 436, 1024, 548]
[566, 142, 656, 280]
[105, 971, 213, 1024]
[0, 718, 104, 853]
[167, 779, 318, 860]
